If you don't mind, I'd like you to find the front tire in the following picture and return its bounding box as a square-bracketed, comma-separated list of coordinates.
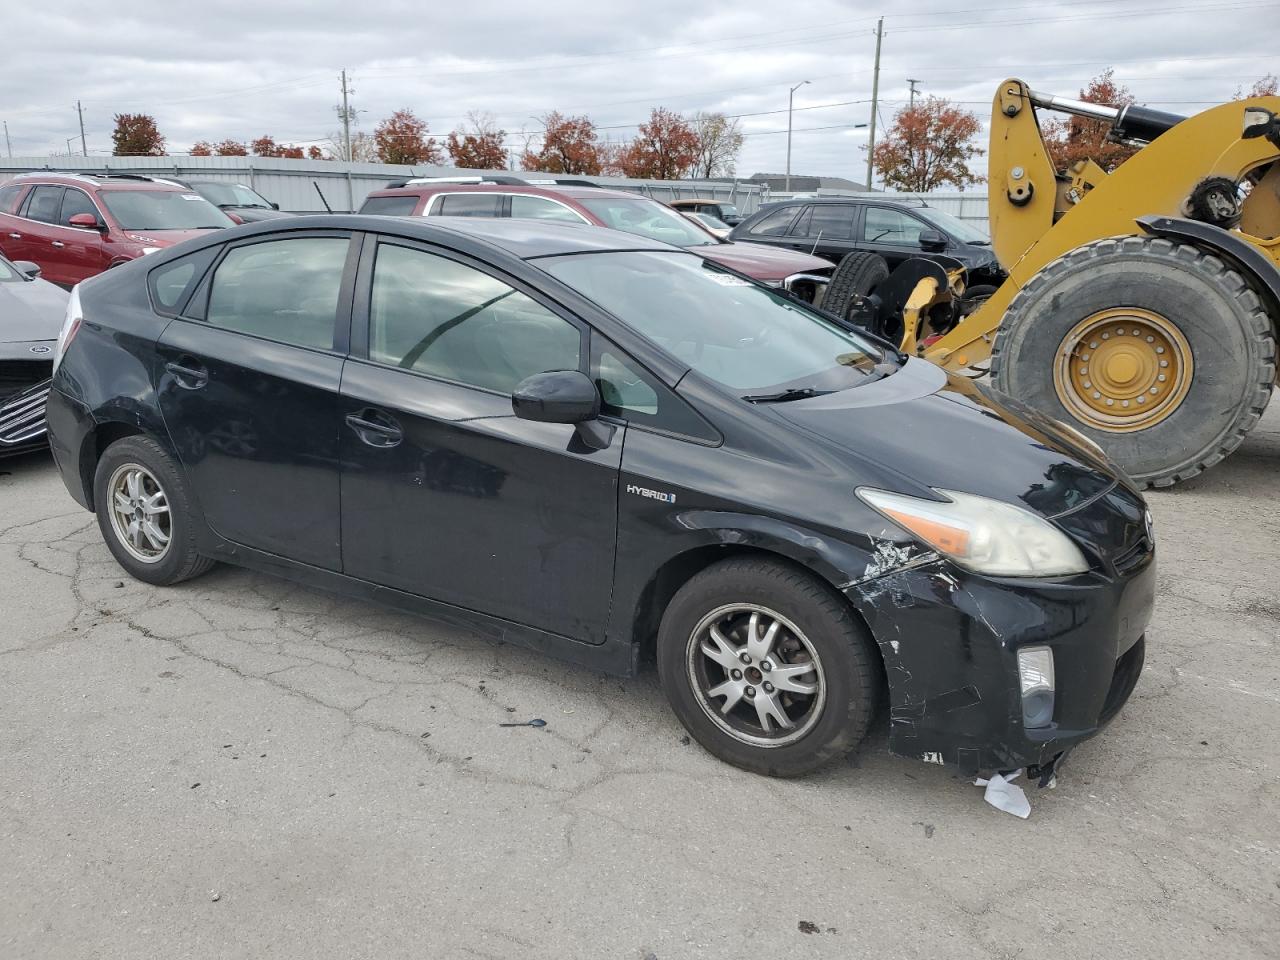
[657, 557, 879, 777]
[991, 236, 1275, 487]
[93, 436, 214, 585]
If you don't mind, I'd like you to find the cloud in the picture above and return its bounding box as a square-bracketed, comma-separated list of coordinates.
[3, 0, 1273, 182]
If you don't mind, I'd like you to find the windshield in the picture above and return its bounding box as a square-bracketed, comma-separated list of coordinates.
[579, 197, 720, 248]
[541, 251, 887, 395]
[718, 204, 739, 217]
[0, 255, 20, 283]
[922, 207, 990, 243]
[193, 182, 271, 209]
[99, 190, 233, 231]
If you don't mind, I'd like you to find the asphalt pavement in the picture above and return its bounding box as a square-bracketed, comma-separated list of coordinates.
[2, 403, 1277, 959]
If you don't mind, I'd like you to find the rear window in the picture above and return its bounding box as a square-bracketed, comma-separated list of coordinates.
[359, 194, 420, 216]
[435, 194, 502, 218]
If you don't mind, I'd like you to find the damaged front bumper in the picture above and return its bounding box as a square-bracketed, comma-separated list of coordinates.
[844, 550, 1154, 778]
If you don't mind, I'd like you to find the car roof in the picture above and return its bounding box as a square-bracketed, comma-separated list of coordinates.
[8, 172, 188, 192]
[364, 181, 637, 203]
[202, 213, 681, 261]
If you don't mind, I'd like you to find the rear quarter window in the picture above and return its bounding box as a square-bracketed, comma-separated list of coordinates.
[0, 183, 25, 214]
[359, 195, 420, 216]
[148, 247, 220, 317]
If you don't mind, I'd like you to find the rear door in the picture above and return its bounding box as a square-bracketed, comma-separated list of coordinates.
[785, 203, 859, 263]
[7, 185, 63, 280]
[0, 183, 31, 263]
[154, 230, 357, 570]
[338, 236, 621, 643]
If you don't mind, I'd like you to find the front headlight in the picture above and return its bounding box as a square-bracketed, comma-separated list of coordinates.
[857, 487, 1089, 577]
[53, 285, 83, 374]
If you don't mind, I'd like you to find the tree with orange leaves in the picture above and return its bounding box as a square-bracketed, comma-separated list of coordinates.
[614, 108, 701, 180]
[870, 96, 983, 192]
[1040, 69, 1139, 174]
[522, 112, 607, 175]
[374, 109, 442, 165]
[447, 112, 508, 170]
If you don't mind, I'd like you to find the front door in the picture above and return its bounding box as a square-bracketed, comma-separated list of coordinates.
[339, 238, 621, 643]
[47, 187, 110, 285]
[154, 232, 356, 570]
[857, 205, 937, 271]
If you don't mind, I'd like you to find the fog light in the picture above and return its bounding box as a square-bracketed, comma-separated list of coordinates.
[1017, 646, 1055, 728]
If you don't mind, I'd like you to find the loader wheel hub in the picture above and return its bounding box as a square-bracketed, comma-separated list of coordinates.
[1054, 308, 1194, 432]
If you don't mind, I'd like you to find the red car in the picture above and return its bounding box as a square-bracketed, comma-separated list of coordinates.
[359, 180, 834, 303]
[0, 173, 234, 287]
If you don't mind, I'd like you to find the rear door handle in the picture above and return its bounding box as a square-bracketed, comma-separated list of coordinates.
[51, 241, 65, 248]
[345, 409, 403, 447]
[7, 233, 20, 239]
[165, 358, 209, 389]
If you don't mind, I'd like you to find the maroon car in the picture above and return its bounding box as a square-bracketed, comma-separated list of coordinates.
[359, 181, 834, 303]
[0, 173, 234, 287]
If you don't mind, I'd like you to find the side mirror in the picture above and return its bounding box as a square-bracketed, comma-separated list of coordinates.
[13, 260, 41, 279]
[270, 201, 280, 210]
[512, 370, 599, 424]
[918, 229, 948, 252]
[68, 213, 103, 231]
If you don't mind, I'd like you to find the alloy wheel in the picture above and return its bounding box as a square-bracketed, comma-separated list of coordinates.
[107, 463, 172, 564]
[686, 603, 826, 748]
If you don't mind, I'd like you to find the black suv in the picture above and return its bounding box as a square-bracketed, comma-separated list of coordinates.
[729, 197, 1005, 290]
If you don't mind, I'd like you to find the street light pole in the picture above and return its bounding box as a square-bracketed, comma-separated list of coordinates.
[786, 80, 809, 193]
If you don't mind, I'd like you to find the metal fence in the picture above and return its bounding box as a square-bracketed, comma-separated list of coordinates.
[0, 156, 770, 215]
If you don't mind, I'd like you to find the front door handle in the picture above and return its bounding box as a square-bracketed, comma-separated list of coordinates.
[345, 409, 403, 447]
[165, 358, 209, 389]
[51, 240, 65, 248]
[7, 233, 20, 239]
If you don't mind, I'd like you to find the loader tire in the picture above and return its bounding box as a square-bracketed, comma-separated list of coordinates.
[990, 236, 1275, 488]
[824, 252, 889, 319]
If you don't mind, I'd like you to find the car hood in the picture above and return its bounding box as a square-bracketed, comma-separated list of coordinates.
[225, 207, 293, 222]
[699, 242, 831, 282]
[123, 228, 227, 247]
[772, 358, 1124, 518]
[0, 278, 68, 343]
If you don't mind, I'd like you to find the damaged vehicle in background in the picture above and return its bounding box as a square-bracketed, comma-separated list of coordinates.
[0, 252, 68, 456]
[174, 179, 293, 223]
[45, 215, 1153, 780]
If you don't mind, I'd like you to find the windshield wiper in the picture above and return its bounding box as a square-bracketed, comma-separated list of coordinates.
[742, 386, 829, 403]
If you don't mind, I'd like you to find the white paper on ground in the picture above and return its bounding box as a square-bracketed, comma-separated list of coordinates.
[974, 769, 1032, 819]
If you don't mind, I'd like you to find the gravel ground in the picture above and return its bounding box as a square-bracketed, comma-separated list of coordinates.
[1, 402, 1277, 960]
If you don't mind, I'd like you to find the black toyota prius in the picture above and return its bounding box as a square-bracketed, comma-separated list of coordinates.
[44, 215, 1154, 779]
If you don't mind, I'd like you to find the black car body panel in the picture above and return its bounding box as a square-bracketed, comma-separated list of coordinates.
[730, 198, 1006, 288]
[46, 215, 1153, 774]
[0, 255, 68, 454]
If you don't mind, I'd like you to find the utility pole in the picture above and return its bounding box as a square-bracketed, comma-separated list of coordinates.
[907, 79, 921, 108]
[785, 80, 810, 194]
[865, 17, 884, 192]
[3, 121, 11, 159]
[76, 100, 87, 155]
[340, 70, 352, 163]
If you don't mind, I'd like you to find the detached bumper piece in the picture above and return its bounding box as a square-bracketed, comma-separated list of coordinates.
[0, 378, 52, 454]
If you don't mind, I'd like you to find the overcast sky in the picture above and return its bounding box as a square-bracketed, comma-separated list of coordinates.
[3, 0, 1276, 183]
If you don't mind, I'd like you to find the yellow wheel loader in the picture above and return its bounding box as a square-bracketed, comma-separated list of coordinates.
[854, 80, 1280, 487]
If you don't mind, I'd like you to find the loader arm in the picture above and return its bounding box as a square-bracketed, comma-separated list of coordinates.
[924, 78, 1280, 371]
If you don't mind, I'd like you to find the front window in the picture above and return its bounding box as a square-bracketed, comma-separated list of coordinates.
[578, 197, 719, 247]
[921, 207, 991, 243]
[541, 251, 888, 396]
[862, 207, 926, 245]
[99, 190, 233, 231]
[193, 182, 273, 209]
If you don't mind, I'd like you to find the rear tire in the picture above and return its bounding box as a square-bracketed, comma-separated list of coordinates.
[93, 436, 214, 586]
[823, 252, 890, 319]
[990, 236, 1275, 487]
[656, 557, 879, 777]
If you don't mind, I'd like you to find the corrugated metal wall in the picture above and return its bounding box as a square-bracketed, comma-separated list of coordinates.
[0, 156, 770, 215]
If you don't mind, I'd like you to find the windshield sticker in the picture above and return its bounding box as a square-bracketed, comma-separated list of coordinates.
[707, 273, 752, 287]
